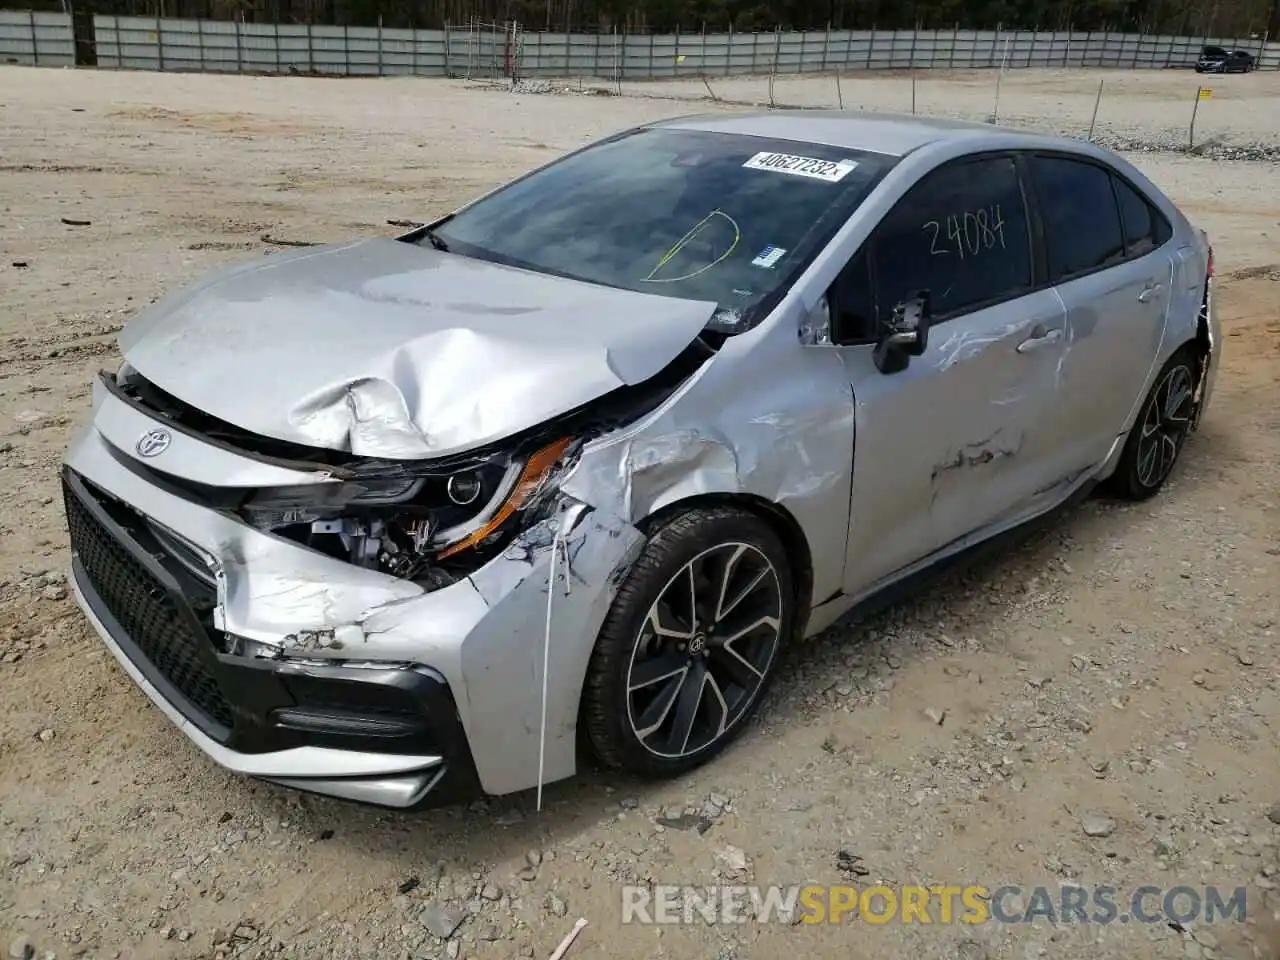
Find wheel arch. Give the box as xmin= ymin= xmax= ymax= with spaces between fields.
xmin=637 ymin=492 xmax=816 ymax=641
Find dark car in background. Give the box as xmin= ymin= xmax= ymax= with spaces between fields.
xmin=1196 ymin=45 xmax=1256 ymax=72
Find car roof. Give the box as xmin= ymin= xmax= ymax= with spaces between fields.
xmin=652 ymin=110 xmax=1042 ymax=158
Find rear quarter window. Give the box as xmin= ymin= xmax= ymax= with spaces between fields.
xmin=1112 ymin=175 xmax=1172 ymax=258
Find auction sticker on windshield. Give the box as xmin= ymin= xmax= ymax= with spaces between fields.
xmin=742 ymin=152 xmax=859 ymax=183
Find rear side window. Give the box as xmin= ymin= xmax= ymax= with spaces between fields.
xmin=1029 ymin=156 xmax=1125 ymax=281
xmin=1112 ymin=175 xmax=1171 ymax=257
xmin=869 ymin=155 xmax=1033 ymax=322
xmin=1113 ymin=177 xmax=1154 ymax=256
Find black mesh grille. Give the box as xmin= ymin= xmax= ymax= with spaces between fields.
xmin=64 ymin=477 xmax=234 ymax=734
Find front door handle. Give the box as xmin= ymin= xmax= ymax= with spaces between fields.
xmin=1016 ymin=327 xmax=1063 ymax=354
xmin=1137 ymin=282 xmax=1165 ymax=303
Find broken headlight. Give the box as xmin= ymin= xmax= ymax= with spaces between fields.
xmin=238 ymin=436 xmax=573 ymax=581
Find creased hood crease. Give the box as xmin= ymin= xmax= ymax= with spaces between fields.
xmin=119 ymin=238 xmax=717 ymax=459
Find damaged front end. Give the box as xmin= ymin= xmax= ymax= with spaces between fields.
xmin=108 ymin=331 xmax=718 ymax=612
xmin=62 ymin=334 xmax=720 ymax=805
xmin=235 ymin=435 xmax=575 ymax=593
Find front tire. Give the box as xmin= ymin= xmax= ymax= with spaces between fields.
xmin=1109 ymin=347 xmax=1198 ymax=501
xmin=581 ymin=505 xmax=794 ymax=778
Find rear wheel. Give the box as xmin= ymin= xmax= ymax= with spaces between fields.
xmin=581 ymin=505 xmax=793 ymax=778
xmin=1109 ymin=347 xmax=1198 ymax=501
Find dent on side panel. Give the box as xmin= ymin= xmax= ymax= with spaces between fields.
xmin=229 ymin=497 xmax=646 ymax=796
xmin=343 ymin=502 xmax=646 ymax=796
xmin=222 ymin=506 xmax=647 ymax=796
xmin=560 ymin=315 xmax=858 ymax=608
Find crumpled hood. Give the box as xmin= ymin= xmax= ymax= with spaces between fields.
xmin=119 ymin=237 xmax=718 ymax=460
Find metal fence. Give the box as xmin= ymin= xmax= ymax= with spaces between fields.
xmin=1 ymin=12 xmax=1276 ymax=76
xmin=0 ymin=9 xmax=74 ymax=66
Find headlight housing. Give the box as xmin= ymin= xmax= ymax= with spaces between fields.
xmin=238 ymin=436 xmax=574 ymax=581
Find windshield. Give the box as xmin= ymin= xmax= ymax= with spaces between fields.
xmin=430 ymin=127 xmax=896 ymax=333
xmin=1202 ymin=46 xmax=1226 ymax=56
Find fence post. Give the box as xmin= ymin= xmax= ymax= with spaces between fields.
xmin=442 ymin=21 xmax=450 ymax=77
xmin=29 ymin=10 xmax=39 ymax=65
xmin=951 ymin=23 xmax=959 ymax=68
xmin=1189 ymin=85 xmax=1202 ymax=147
xmin=564 ymin=26 xmax=570 ymax=78
xmin=866 ymin=25 xmax=874 ymax=69
xmin=992 ymin=36 xmax=1009 ymax=122
xmin=1088 ymin=77 xmax=1103 ymax=139
xmin=725 ymin=21 xmax=731 ymax=75
xmin=769 ymin=26 xmax=780 ymax=105
xmin=235 ymin=18 xmax=243 ymax=72
xmin=674 ymin=23 xmax=680 ymax=78
xmin=823 ymin=22 xmax=830 ymax=72
xmin=613 ymin=25 xmax=621 ymax=92
xmin=376 ymin=15 xmax=383 ymax=76
xmin=156 ymin=15 xmax=164 ymax=71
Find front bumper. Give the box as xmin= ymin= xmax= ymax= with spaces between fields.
xmin=62 ymin=386 xmax=645 ymax=807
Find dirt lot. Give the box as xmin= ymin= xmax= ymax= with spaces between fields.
xmin=1 ymin=65 xmax=1278 ymax=960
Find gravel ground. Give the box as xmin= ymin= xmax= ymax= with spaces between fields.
xmin=1 ymin=65 xmax=1278 ymax=960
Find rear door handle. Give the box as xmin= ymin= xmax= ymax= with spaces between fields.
xmin=1016 ymin=326 xmax=1063 ymax=353
xmin=1137 ymin=282 xmax=1165 ymax=303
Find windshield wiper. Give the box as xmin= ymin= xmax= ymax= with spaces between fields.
xmin=423 ymin=228 xmax=449 ymax=252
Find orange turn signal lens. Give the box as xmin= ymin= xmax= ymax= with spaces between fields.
xmin=435 ymin=437 xmax=572 ymax=560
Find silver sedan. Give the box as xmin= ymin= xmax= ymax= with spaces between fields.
xmin=61 ymin=111 xmax=1220 ymax=809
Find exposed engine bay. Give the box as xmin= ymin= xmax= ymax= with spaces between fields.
xmin=233 ymin=436 xmax=572 ymax=590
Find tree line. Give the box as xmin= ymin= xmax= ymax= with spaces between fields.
xmin=33 ymin=0 xmax=1280 ymax=41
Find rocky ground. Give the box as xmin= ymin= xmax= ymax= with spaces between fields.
xmin=0 ymin=65 xmax=1278 ymax=960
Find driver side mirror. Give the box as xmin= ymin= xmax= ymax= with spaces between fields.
xmin=873 ymin=290 xmax=931 ymax=375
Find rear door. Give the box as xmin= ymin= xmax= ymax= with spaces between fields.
xmin=1025 ymin=153 xmax=1175 ymax=472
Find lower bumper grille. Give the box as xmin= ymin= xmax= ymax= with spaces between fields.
xmin=63 ymin=473 xmax=234 ymax=734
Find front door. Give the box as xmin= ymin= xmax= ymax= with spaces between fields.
xmin=827 ymin=153 xmax=1069 ymax=597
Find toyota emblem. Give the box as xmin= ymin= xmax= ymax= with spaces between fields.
xmin=136 ymin=428 xmax=172 ymax=458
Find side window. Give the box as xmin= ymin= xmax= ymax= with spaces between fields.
xmin=869 ymin=156 xmax=1032 ymax=324
xmin=1112 ymin=175 xmax=1174 ymax=258
xmin=831 ymin=249 xmax=875 ymax=343
xmin=1028 ymin=156 xmax=1125 ymax=280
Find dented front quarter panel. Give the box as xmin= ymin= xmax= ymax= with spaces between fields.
xmin=358 ymin=506 xmax=645 ymax=795
xmin=235 ymin=504 xmax=645 ymax=796
xmin=561 ymin=307 xmax=858 ymax=611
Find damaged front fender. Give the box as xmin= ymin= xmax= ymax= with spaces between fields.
xmin=560 ymin=314 xmax=857 ymax=610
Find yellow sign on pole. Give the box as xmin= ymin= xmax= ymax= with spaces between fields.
xmin=675 ymin=55 xmax=686 ymax=62
xmin=1199 ymin=88 xmax=1213 ymax=99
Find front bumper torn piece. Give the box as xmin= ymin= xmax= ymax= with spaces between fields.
xmin=63 ymin=408 xmax=645 ymax=807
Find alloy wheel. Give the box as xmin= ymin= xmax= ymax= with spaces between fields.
xmin=625 ymin=542 xmax=782 ymax=759
xmin=1135 ymin=363 xmax=1195 ymax=489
